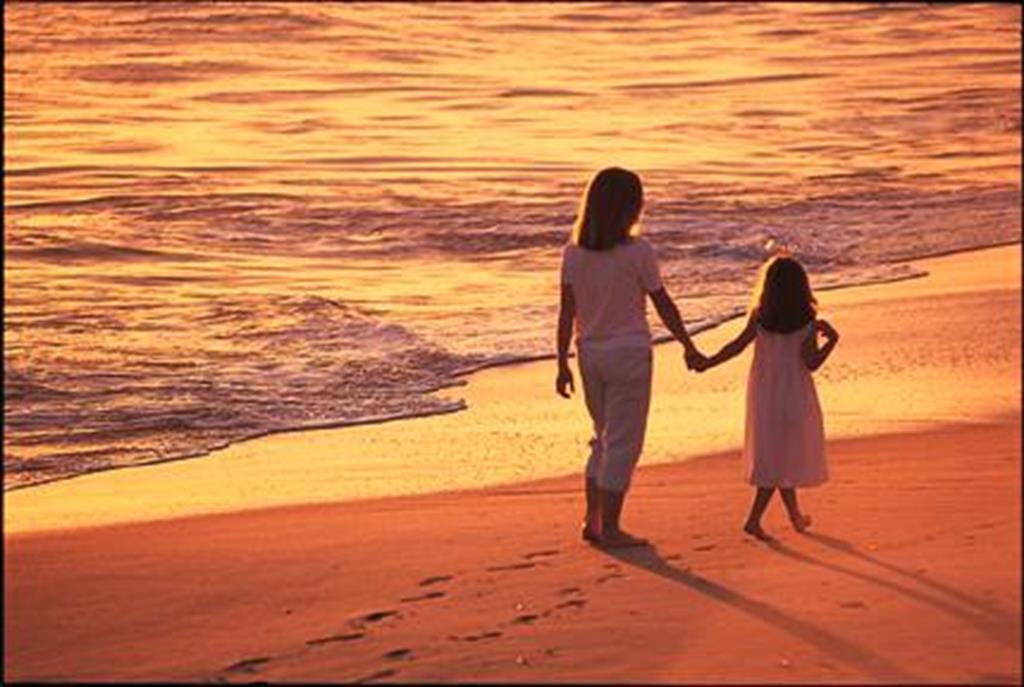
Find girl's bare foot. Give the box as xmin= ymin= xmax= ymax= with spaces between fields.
xmin=743 ymin=522 xmax=774 ymax=541
xmin=790 ymin=513 xmax=812 ymax=533
xmin=598 ymin=530 xmax=649 ymax=548
xmin=581 ymin=523 xmax=601 ymax=544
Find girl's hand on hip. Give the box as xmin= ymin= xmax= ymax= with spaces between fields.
xmin=556 ymin=366 xmax=575 ymax=398
xmin=816 ymin=319 xmax=839 ymax=341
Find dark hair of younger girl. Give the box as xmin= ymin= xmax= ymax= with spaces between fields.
xmin=753 ymin=256 xmax=818 ymax=333
xmin=572 ymin=167 xmax=644 ymax=251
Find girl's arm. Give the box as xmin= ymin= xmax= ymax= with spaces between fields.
xmin=648 ymin=288 xmax=700 ymax=357
xmin=555 ymin=283 xmax=576 ymax=398
xmin=702 ymin=315 xmax=758 ymax=370
xmin=802 ymin=318 xmax=839 ymax=371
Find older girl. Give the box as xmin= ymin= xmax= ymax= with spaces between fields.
xmin=556 ymin=167 xmax=704 ymax=548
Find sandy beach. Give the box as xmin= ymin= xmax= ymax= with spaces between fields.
xmin=4 ymin=244 xmax=1021 ymax=683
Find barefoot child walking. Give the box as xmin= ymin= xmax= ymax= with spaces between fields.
xmin=697 ymin=255 xmax=839 ymax=540
xmin=555 ymin=167 xmax=705 ymax=548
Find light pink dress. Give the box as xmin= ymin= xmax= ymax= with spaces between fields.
xmin=743 ymin=322 xmax=828 ymax=488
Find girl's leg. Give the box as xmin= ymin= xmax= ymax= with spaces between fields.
xmin=583 ymin=477 xmax=600 ymax=541
xmin=578 ymin=350 xmax=606 ymax=541
xmin=744 ymin=487 xmax=775 ymax=540
xmin=596 ymin=348 xmax=652 ymax=548
xmin=599 ymin=488 xmax=624 ymax=536
xmin=779 ymin=488 xmax=812 ymax=532
xmin=598 ymin=488 xmax=647 ymax=547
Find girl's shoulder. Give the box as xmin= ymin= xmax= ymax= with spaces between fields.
xmin=754 ymin=312 xmax=815 ymax=336
xmin=626 ymin=236 xmax=654 ymax=250
xmin=565 ymin=238 xmax=653 ymax=261
xmin=620 ymin=236 xmax=657 ymax=261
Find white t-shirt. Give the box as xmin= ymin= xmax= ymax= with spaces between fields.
xmin=560 ymin=237 xmax=663 ymax=350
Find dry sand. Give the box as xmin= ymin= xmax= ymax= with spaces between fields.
xmin=4 ymin=245 xmax=1021 ymax=683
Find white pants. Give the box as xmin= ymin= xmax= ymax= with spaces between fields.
xmin=579 ymin=345 xmax=653 ymax=493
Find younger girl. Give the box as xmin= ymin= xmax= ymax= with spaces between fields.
xmin=556 ymin=167 xmax=704 ymax=549
xmin=698 ymin=255 xmax=839 ymax=540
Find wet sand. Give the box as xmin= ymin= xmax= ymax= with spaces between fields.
xmin=5 ymin=245 xmax=1019 ymax=533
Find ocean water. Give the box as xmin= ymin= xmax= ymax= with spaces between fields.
xmin=4 ymin=2 xmax=1021 ymax=490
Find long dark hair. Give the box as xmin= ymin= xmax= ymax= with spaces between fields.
xmin=571 ymin=167 xmax=644 ymax=251
xmin=752 ymin=256 xmax=817 ymax=333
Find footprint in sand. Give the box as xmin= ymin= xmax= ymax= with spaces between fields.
xmin=383 ymin=648 xmax=413 ymax=661
xmin=224 ymin=656 xmax=271 ymax=673
xmin=354 ymin=668 xmax=397 ymax=684
xmin=350 ymin=609 xmax=400 ymax=629
xmin=523 ymin=549 xmax=560 ymax=560
xmin=400 ymin=590 xmax=446 ymax=603
xmin=486 ymin=562 xmax=538 ymax=572
xmin=419 ymin=574 xmax=454 ymax=587
xmin=558 ymin=586 xmax=583 ymax=596
xmin=596 ymin=572 xmax=625 ymax=584
xmin=306 ymin=632 xmax=365 ymax=647
xmin=512 ymin=613 xmax=540 ymax=624
xmin=693 ymin=544 xmax=716 ymax=552
xmin=456 ymin=630 xmax=502 ymax=642
xmin=556 ymin=599 xmax=587 ymax=610
xmin=664 ymin=554 xmax=683 ymax=562
xmin=839 ymin=601 xmax=867 ymax=609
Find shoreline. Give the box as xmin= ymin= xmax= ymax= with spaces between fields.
xmin=4 ymin=242 xmax=1020 ymax=533
xmin=5 ymin=239 xmax=1016 ymax=497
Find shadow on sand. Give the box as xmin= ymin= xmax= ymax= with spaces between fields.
xmin=803 ymin=531 xmax=1009 ymax=620
xmin=765 ymin=534 xmax=1018 ymax=648
xmin=604 ymin=544 xmax=918 ymax=682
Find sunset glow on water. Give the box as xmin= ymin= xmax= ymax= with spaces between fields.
xmin=4 ymin=2 xmax=1021 ymax=489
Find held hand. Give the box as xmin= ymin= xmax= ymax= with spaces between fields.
xmin=685 ymin=349 xmax=710 ymax=373
xmin=555 ymin=365 xmax=575 ymax=398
